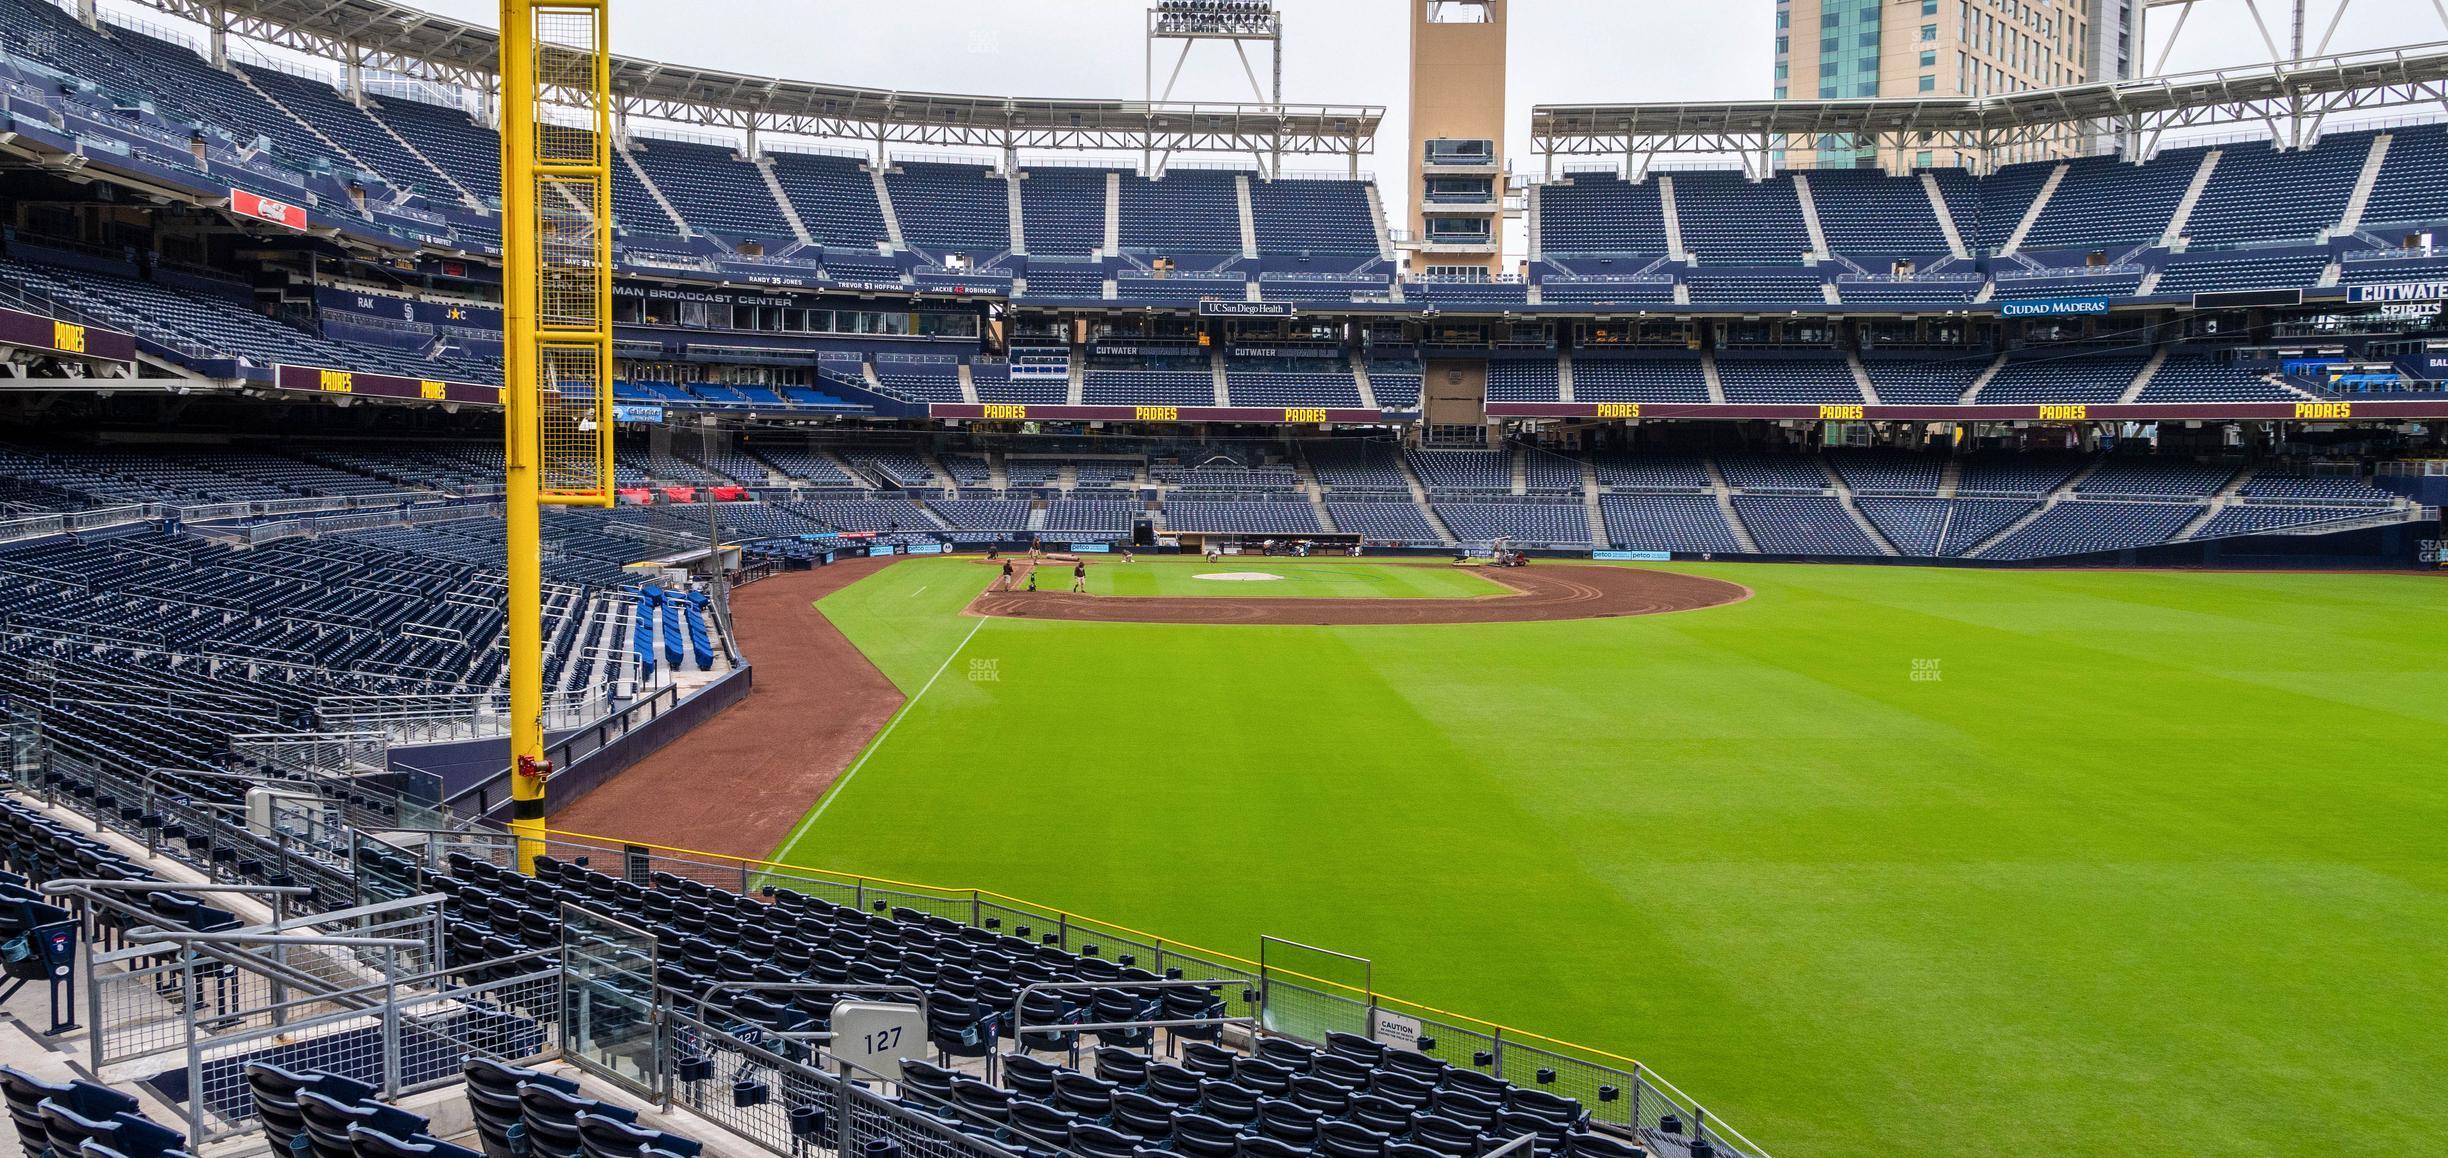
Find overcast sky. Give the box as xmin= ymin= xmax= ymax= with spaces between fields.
xmin=105 ymin=0 xmax=2447 ymax=217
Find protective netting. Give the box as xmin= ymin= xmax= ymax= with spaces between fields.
xmin=518 ymin=3 xmax=611 ymax=506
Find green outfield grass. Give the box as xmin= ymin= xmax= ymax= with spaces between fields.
xmin=1041 ymin=557 xmax=1510 ymax=599
xmin=780 ymin=559 xmax=2448 ymax=1158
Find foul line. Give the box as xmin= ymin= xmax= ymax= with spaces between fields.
xmin=787 ymin=614 xmax=985 ymax=841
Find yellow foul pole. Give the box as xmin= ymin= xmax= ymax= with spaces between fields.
xmin=500 ymin=0 xmax=614 ymax=874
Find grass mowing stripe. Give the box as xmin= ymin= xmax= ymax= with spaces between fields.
xmin=772 ymin=562 xmax=2448 ymax=1158
xmin=772 ymin=611 xmax=985 ymax=863
xmin=821 ymin=559 xmax=995 ymax=692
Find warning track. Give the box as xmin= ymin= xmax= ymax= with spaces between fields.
xmin=968 ymin=562 xmax=1748 ymax=625
xmin=548 ymin=558 xmax=904 ymax=858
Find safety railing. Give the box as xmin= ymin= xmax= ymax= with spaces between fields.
xmin=58 ymin=880 xmax=449 ymax=1071
xmin=15 ymin=757 xmax=1761 ymax=1158
xmin=0 ymin=504 xmax=155 ymax=545
xmin=0 ymin=493 xmax=480 ymax=547
xmin=439 ymin=683 xmax=686 ymax=819
xmin=242 ymin=502 xmax=498 ymax=545
xmin=432 ymin=829 xmax=1773 ymax=1158
xmin=662 ymin=1003 xmax=1054 ymax=1158
xmin=142 ymin=950 xmax=556 ymax=1143
xmin=37 ymin=757 xmax=360 ymax=911
xmin=315 ymin=686 xmax=615 ymax=743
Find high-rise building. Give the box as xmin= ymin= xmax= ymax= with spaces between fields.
xmin=1774 ymin=0 xmax=2137 ymax=170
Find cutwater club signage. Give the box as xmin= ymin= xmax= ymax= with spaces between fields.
xmin=2346 ymin=280 xmax=2448 ymax=304
xmin=1999 ymin=297 xmax=2112 ymax=318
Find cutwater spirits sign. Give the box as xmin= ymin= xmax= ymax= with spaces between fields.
xmin=2346 ymin=281 xmax=2448 ymax=304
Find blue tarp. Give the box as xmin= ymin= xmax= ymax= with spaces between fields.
xmin=660 ymin=589 xmax=685 ymax=666
xmin=632 ymin=586 xmax=660 ymax=676
xmin=683 ymin=591 xmax=715 ymax=672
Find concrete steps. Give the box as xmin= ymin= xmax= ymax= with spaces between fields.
xmin=2001 ymin=163 xmax=2067 ymax=256
xmin=2339 ymin=133 xmax=2393 ymax=234
xmin=1793 ymin=172 xmax=1832 ymax=261
xmin=1962 ymin=353 xmax=2011 ymax=403
xmin=619 ymin=144 xmax=696 ymax=237
xmin=238 ymin=69 xmax=376 ymax=181
xmin=1235 ymin=174 xmax=1260 ymax=259
xmin=1704 ymin=458 xmax=1759 ymax=553
xmin=1964 ymin=458 xmax=2107 ymax=558
xmin=1393 ymin=453 xmax=1455 ymax=543
xmin=1922 ymin=171 xmax=1969 ymax=259
xmin=1366 ymin=181 xmax=1397 ymax=262
xmin=756 ymin=156 xmax=816 ymax=245
xmin=1823 ymin=460 xmax=1898 ymax=556
xmin=1963 ymin=500 xmax=2051 ymax=558
xmin=2116 ymin=349 xmax=2170 ymax=404
xmin=1006 ymin=170 xmax=1027 ymax=254
xmin=1848 ymin=353 xmax=1879 ymax=404
xmin=1351 ymin=354 xmax=1380 ymax=410
xmin=2160 ymin=149 xmax=2222 ymax=245
xmin=1658 ymin=175 xmax=1690 ymax=262
xmin=872 ymin=163 xmax=906 ymax=248
xmin=1581 ymin=457 xmax=1607 ymax=547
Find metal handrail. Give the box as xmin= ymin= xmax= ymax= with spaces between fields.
xmin=56 ymin=882 xmax=444 ymax=1028
xmin=1008 ymin=977 xmax=1256 ymax=1039
xmin=683 ymin=980 xmax=932 ymax=1040
xmin=119 ymin=928 xmax=426 ymax=949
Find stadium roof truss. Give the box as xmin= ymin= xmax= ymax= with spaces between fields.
xmin=1531 ymin=40 xmax=2448 ymax=176
xmin=114 ymin=0 xmax=1381 ymax=169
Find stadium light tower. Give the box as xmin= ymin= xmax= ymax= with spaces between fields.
xmin=1145 ymin=1 xmax=1284 ymax=109
xmin=498 ymin=0 xmax=614 ymax=874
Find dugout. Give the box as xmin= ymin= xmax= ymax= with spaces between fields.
xmin=1167 ymin=533 xmax=1366 ymax=556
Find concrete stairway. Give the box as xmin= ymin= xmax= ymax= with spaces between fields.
xmin=1922 ymin=171 xmax=1969 ymax=259
xmin=1823 ymin=460 xmax=1899 ymax=556
xmin=620 ymin=145 xmax=696 ymax=237
xmin=871 ymin=163 xmax=906 ymax=248
xmin=2338 ymin=133 xmax=2394 ymax=234
xmin=757 ymin=157 xmax=817 ymax=245
xmin=2001 ymin=163 xmax=2067 ymax=256
xmin=1581 ymin=458 xmax=1607 ymax=547
xmin=2115 ymin=349 xmax=2170 ymax=404
xmin=2160 ymin=150 xmax=2223 ymax=246
xmin=1705 ymin=458 xmax=1760 ymax=553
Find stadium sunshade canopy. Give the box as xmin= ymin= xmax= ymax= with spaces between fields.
xmin=129 ymin=0 xmax=1381 ymax=155
xmin=1533 ymin=39 xmax=2448 ymax=160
